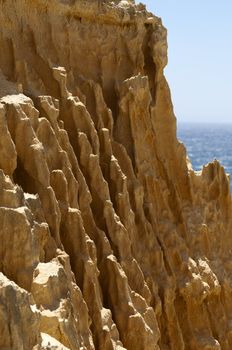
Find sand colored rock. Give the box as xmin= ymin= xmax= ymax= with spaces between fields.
xmin=0 ymin=0 xmax=232 ymax=349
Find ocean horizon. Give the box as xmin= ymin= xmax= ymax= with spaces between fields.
xmin=177 ymin=122 xmax=232 ymax=190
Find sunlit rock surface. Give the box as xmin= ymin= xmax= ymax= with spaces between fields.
xmin=0 ymin=1 xmax=232 ymax=349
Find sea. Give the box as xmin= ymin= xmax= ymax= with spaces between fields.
xmin=177 ymin=123 xmax=232 ymax=191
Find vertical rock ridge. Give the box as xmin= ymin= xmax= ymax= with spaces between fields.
xmin=0 ymin=1 xmax=231 ymax=349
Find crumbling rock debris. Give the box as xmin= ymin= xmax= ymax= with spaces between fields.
xmin=0 ymin=0 xmax=232 ymax=349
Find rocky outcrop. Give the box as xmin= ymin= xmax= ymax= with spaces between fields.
xmin=0 ymin=0 xmax=232 ymax=349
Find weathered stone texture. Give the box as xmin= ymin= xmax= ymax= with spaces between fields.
xmin=0 ymin=1 xmax=231 ymax=349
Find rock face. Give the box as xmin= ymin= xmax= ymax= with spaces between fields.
xmin=0 ymin=0 xmax=232 ymax=349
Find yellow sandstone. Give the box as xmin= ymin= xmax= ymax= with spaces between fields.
xmin=0 ymin=1 xmax=231 ymax=349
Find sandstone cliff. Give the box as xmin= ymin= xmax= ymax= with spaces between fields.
xmin=0 ymin=1 xmax=232 ymax=349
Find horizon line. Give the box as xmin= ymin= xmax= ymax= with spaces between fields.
xmin=177 ymin=121 xmax=232 ymax=124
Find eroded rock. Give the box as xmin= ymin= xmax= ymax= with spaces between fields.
xmin=0 ymin=1 xmax=232 ymax=349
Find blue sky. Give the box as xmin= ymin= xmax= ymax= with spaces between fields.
xmin=141 ymin=1 xmax=232 ymax=123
